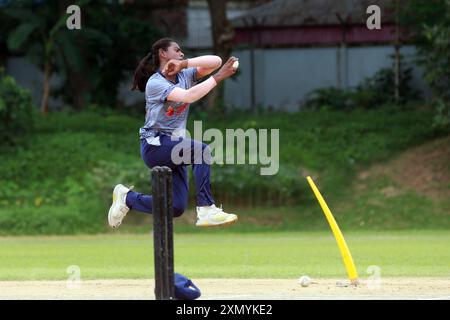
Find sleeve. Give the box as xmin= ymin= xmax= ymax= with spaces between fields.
xmin=183 ymin=67 xmax=198 ymax=89
xmin=146 ymin=77 xmax=176 ymax=103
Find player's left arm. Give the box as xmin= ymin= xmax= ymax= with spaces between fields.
xmin=191 ymin=55 xmax=222 ymax=80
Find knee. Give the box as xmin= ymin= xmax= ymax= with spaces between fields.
xmin=173 ymin=193 xmax=188 ymax=217
xmin=173 ymin=206 xmax=186 ymax=217
xmin=173 ymin=198 xmax=187 ymax=217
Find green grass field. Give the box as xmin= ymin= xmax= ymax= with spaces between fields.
xmin=1 ymin=231 xmax=448 ymax=281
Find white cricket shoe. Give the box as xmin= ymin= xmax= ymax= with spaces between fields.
xmin=108 ymin=184 xmax=133 ymax=228
xmin=195 ymin=204 xmax=238 ymax=227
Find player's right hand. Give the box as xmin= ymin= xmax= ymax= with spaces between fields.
xmin=162 ymin=59 xmax=188 ymax=76
xmin=213 ymin=57 xmax=238 ymax=83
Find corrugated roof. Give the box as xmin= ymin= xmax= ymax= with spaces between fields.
xmin=231 ymin=0 xmax=396 ymax=28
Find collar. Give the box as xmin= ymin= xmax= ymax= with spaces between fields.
xmin=157 ymin=70 xmax=179 ymax=85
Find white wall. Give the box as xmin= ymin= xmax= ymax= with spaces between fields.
xmin=224 ymin=45 xmax=431 ymax=112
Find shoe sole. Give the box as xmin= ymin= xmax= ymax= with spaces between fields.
xmin=196 ymin=216 xmax=238 ymax=228
xmin=108 ymin=185 xmax=126 ymax=228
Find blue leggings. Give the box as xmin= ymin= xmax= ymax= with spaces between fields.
xmin=125 ymin=135 xmax=215 ymax=217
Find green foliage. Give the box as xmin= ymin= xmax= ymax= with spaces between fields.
xmin=0 ymin=108 xmax=445 ymax=234
xmin=398 ymin=0 xmax=448 ymax=45
xmin=302 ymin=87 xmax=355 ymax=111
xmin=0 ymin=0 xmax=159 ymax=111
xmin=0 ymin=71 xmax=35 ymax=147
xmin=303 ymin=67 xmax=420 ymax=110
xmin=204 ymin=164 xmax=304 ymax=207
xmin=354 ymin=66 xmax=420 ymax=107
xmin=433 ymin=99 xmax=450 ymax=129
xmin=419 ymin=23 xmax=450 ymax=101
xmin=1 ymin=0 xmax=104 ymax=112
xmin=0 ymin=109 xmax=143 ymax=234
xmin=400 ymin=0 xmax=450 ymax=128
xmin=418 ymin=14 xmax=450 ymax=130
xmin=6 ymin=22 xmax=38 ymax=50
xmin=63 ymin=1 xmax=163 ymax=108
xmin=194 ymin=108 xmax=441 ymax=207
xmin=337 ymin=175 xmax=450 ymax=230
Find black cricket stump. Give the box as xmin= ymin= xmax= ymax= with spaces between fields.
xmin=152 ymin=166 xmax=175 ymax=300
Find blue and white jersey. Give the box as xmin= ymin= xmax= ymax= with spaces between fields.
xmin=139 ymin=67 xmax=198 ymax=145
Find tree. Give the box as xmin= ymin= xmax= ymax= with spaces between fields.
xmin=2 ymin=0 xmax=162 ymax=112
xmin=399 ymin=0 xmax=450 ymax=128
xmin=398 ymin=0 xmax=448 ymax=44
xmin=206 ymin=0 xmax=234 ymax=112
xmin=80 ymin=2 xmax=162 ymax=109
xmin=420 ymin=6 xmax=450 ymax=128
xmin=2 ymin=0 xmax=100 ymax=114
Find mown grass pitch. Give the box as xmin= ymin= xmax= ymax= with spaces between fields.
xmin=0 ymin=231 xmax=449 ymax=281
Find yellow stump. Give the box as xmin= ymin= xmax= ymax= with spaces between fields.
xmin=306 ymin=176 xmax=359 ymax=285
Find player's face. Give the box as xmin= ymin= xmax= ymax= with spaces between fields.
xmin=166 ymin=42 xmax=184 ymax=60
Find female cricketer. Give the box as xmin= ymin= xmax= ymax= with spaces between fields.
xmin=108 ymin=38 xmax=239 ymax=228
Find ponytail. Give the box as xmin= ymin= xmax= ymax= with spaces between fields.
xmin=131 ymin=52 xmax=155 ymax=92
xmin=131 ymin=37 xmax=175 ymax=92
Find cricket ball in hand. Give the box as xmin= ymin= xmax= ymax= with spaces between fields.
xmin=232 ymin=60 xmax=239 ymax=69
xmin=298 ymin=275 xmax=311 ymax=287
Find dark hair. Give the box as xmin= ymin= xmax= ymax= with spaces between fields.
xmin=131 ymin=37 xmax=175 ymax=92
